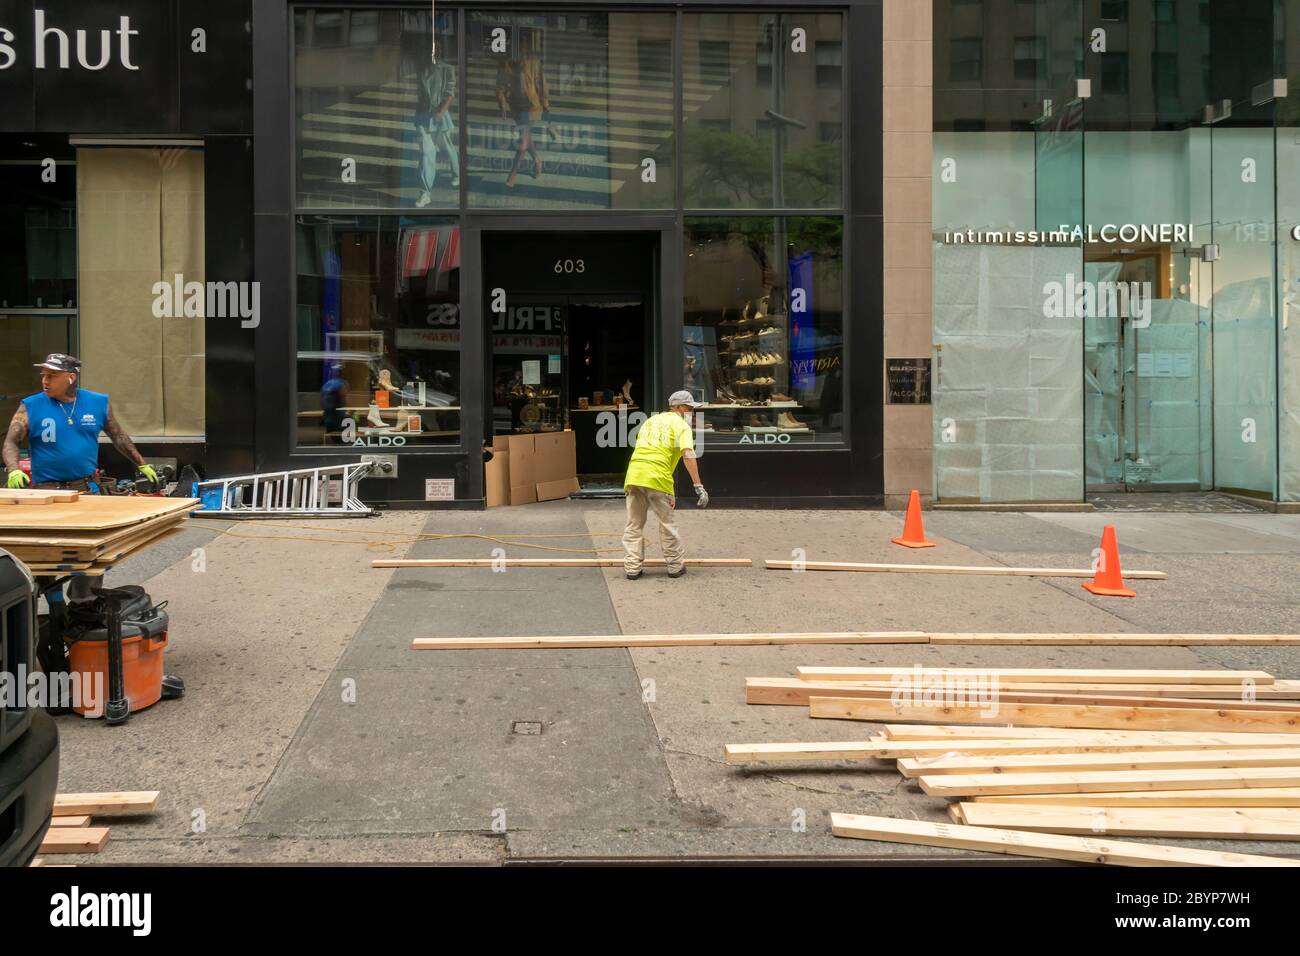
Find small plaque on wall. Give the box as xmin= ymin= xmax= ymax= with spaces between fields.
xmin=886 ymin=358 xmax=932 ymax=404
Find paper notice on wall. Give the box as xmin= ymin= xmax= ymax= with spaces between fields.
xmin=425 ymin=479 xmax=455 ymax=501
xmin=1174 ymin=351 xmax=1193 ymax=378
xmin=548 ymin=354 xmax=561 ymax=374
xmin=1137 ymin=353 xmax=1154 ymax=378
xmin=1154 ymin=352 xmax=1174 ymax=377
xmin=522 ymin=360 xmax=541 ymax=385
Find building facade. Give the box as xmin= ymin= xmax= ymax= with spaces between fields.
xmin=11 ymin=1 xmax=1295 ymax=510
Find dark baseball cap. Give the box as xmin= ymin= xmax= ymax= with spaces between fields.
xmin=34 ymin=353 xmax=81 ymax=372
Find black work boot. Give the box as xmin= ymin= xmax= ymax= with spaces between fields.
xmin=668 ymin=566 xmax=686 ymax=579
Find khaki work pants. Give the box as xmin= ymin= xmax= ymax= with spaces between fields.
xmin=623 ymin=485 xmax=684 ymax=574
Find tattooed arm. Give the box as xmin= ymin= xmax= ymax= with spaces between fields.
xmin=103 ymin=401 xmax=145 ymax=468
xmin=3 ymin=405 xmax=28 ymax=472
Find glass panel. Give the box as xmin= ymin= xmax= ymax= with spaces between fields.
xmin=465 ymin=11 xmax=674 ymax=209
xmin=683 ymin=12 xmax=843 ymax=209
xmin=0 ymin=315 xmax=77 ymax=435
xmin=0 ymin=152 xmax=76 ymax=310
xmin=1211 ymin=124 xmax=1278 ymax=497
xmin=295 ymin=8 xmax=458 ymax=209
xmin=933 ymin=244 xmax=1083 ymax=501
xmin=683 ymin=217 xmax=843 ymax=445
xmin=295 ymin=216 xmax=461 ymax=448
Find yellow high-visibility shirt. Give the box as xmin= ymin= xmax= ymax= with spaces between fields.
xmin=623 ymin=411 xmax=694 ymax=495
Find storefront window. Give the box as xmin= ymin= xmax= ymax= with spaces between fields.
xmin=295 ymin=9 xmax=458 ymax=209
xmin=296 ymin=216 xmax=461 ymax=447
xmin=465 ymin=11 xmax=674 ymax=209
xmin=682 ymin=12 xmax=843 ymax=209
xmin=683 ymin=217 xmax=844 ymax=444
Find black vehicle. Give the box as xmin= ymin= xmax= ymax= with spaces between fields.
xmin=0 ymin=549 xmax=59 ymax=867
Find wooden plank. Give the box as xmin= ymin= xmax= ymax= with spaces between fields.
xmin=0 ymin=497 xmax=198 ymax=532
xmin=971 ymin=789 xmax=1300 ymax=807
xmin=899 ymin=749 xmax=1300 ymax=777
xmin=54 ymin=791 xmax=159 ymax=817
xmin=748 ymin=678 xmax=1300 ymax=711
xmin=412 ymin=632 xmax=929 ymax=650
xmin=4 ymin=516 xmax=188 ymax=563
xmin=720 ymin=737 xmax=1300 ymax=765
xmin=930 ymin=633 xmax=1300 ymax=645
xmin=790 ymin=679 xmax=1300 ymax=700
xmin=0 ymin=490 xmax=57 ymax=505
xmin=48 ymin=815 xmax=92 ymax=828
xmin=954 ymin=803 xmax=1300 ymax=839
xmin=38 ymin=827 xmax=110 ymax=854
xmin=881 ymin=724 xmax=1300 ymax=743
xmin=376 ymin=557 xmax=752 ymax=568
xmin=0 ymin=487 xmax=78 ymax=502
xmin=809 ymin=697 xmax=1300 ymax=733
xmin=917 ymin=766 xmax=1300 ymax=797
xmin=764 ymin=559 xmax=1167 ymax=580
xmin=829 ymin=813 xmax=1298 ymax=867
xmin=795 ymin=666 xmax=1273 ymax=685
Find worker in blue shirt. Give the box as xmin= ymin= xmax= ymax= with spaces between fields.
xmin=3 ymin=353 xmax=158 ymax=493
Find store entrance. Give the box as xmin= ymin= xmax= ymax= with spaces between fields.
xmin=483 ymin=231 xmax=657 ymax=493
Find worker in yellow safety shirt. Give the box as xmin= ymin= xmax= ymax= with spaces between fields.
xmin=622 ymin=390 xmax=708 ymax=580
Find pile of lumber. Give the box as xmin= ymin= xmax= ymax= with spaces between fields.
xmin=31 ymin=790 xmax=160 ymax=861
xmin=0 ymin=495 xmax=198 ymax=575
xmin=729 ymin=665 xmax=1300 ymax=866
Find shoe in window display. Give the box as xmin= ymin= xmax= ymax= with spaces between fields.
xmin=771 ymin=392 xmax=793 ymax=402
xmin=777 ymin=411 xmax=810 ymax=430
xmin=741 ymin=301 xmax=754 ymax=322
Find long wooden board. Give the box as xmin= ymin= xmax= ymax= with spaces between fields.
xmin=0 ymin=496 xmax=198 ymax=531
xmin=764 ymin=559 xmax=1167 ymax=579
xmin=881 ymin=725 xmax=1300 ymax=743
xmin=38 ymin=827 xmax=110 ymax=854
xmin=971 ymin=789 xmax=1300 ymax=807
xmin=376 ymin=557 xmax=752 ymax=568
xmin=929 ymin=633 xmax=1300 ymax=645
xmin=722 ymin=737 xmax=1300 ymax=765
xmin=917 ymin=766 xmax=1300 ymax=797
xmin=4 ymin=517 xmax=188 ymax=564
xmin=54 ymin=791 xmax=159 ymax=817
xmin=795 ymin=666 xmax=1274 ymax=685
xmin=809 ymin=697 xmax=1300 ymax=733
xmin=953 ymin=802 xmax=1300 ymax=839
xmin=789 ymin=679 xmax=1300 ymax=700
xmin=412 ymin=632 xmax=929 ymax=650
xmin=899 ymin=749 xmax=1300 ymax=777
xmin=829 ymin=813 xmax=1297 ymax=867
xmin=748 ymin=678 xmax=1300 ymax=712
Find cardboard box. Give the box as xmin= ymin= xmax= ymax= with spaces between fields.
xmin=485 ymin=449 xmax=510 ymax=508
xmin=536 ymin=477 xmax=580 ymax=502
xmin=532 ymin=430 xmax=576 ymax=485
xmin=507 ymin=434 xmax=537 ymax=506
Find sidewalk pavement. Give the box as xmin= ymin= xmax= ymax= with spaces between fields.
xmin=51 ymin=503 xmax=1300 ymax=863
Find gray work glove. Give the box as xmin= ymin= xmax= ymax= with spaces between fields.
xmin=694 ymin=484 xmax=709 ymax=509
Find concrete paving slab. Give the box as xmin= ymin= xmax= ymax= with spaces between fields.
xmin=79 ymin=832 xmax=501 ymax=865
xmin=52 ymin=512 xmax=430 ymax=845
xmin=1027 ymin=512 xmax=1300 ymax=553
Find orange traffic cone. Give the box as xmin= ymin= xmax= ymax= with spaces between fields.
xmin=1082 ymin=524 xmax=1136 ymax=597
xmin=892 ymin=489 xmax=936 ymax=549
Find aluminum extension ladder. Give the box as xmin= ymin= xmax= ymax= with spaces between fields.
xmin=192 ymin=462 xmax=375 ymax=518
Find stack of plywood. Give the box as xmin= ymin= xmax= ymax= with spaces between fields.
xmin=31 ymin=790 xmax=160 ymax=860
xmin=729 ymin=665 xmax=1300 ymax=866
xmin=0 ymin=495 xmax=199 ymax=575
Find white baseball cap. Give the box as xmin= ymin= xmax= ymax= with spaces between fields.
xmin=668 ymin=389 xmax=703 ymax=409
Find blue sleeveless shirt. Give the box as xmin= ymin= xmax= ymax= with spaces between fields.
xmin=22 ymin=389 xmax=109 ymax=483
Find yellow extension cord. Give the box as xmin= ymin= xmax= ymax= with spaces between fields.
xmin=217 ymin=521 xmax=625 ymax=555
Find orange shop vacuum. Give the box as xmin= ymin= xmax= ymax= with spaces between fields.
xmin=64 ymin=585 xmax=184 ymax=724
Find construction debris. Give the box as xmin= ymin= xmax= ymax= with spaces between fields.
xmin=35 ymin=790 xmax=162 ymax=859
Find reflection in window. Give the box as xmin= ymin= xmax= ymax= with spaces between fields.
xmin=949 ymin=37 xmax=981 ymax=83
xmin=296 ymin=216 xmax=461 ymax=448
xmin=466 ymin=11 xmax=674 ymax=210
xmin=295 ymin=9 xmax=458 ymax=209
xmin=683 ymin=217 xmax=843 ymax=445
xmin=684 ymin=12 xmax=843 ymax=209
